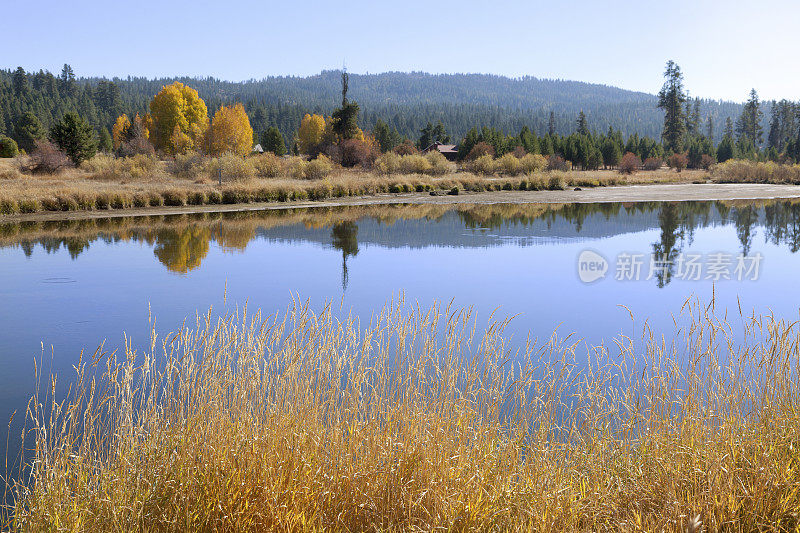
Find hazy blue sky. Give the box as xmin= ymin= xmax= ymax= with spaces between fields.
xmin=3 ymin=0 xmax=799 ymax=102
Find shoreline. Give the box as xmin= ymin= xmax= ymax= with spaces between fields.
xmin=3 ymin=182 xmax=800 ymax=223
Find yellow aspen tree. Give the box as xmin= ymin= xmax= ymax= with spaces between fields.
xmin=149 ymin=82 xmax=209 ymax=155
xmin=111 ymin=114 xmax=130 ymax=149
xmin=206 ymin=103 xmax=253 ymax=156
xmin=297 ymin=114 xmax=326 ymax=154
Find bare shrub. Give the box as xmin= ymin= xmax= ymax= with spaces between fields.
xmin=252 ymin=153 xmax=283 ymax=178
xmin=393 ymin=140 xmax=417 ymax=155
xmin=618 ymin=152 xmax=642 ymax=175
xmin=548 ymin=173 xmax=568 ymax=190
xmin=467 ymin=141 xmax=495 ymax=160
xmin=305 ymin=154 xmax=334 ymax=179
xmin=668 ymin=153 xmax=689 ymax=172
xmin=424 ymin=151 xmax=451 ymax=176
xmin=700 ymin=154 xmax=715 ymax=170
xmin=398 ymin=154 xmax=432 ymax=175
xmin=208 ymin=153 xmax=255 ymax=182
xmin=24 ymin=140 xmax=71 ymax=174
xmin=170 ymin=151 xmax=208 ymax=179
xmin=284 ymin=156 xmax=308 ymax=179
xmin=496 ymin=153 xmax=522 ymax=175
xmin=118 ymin=135 xmax=155 ymax=158
xmin=643 ymin=157 xmax=662 ymax=171
xmin=340 ymin=139 xmax=378 ymax=168
xmin=520 ymin=153 xmax=548 ymax=174
xmin=469 ymin=154 xmax=496 ymax=175
xmin=375 ymin=152 xmax=401 ymax=175
xmin=546 ymin=154 xmax=570 ymax=172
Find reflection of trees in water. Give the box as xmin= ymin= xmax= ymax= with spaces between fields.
xmin=152 ymin=227 xmax=212 ymax=273
xmin=733 ymin=206 xmax=759 ymax=256
xmin=651 ymin=203 xmax=684 ymax=288
xmin=211 ymin=224 xmax=256 ymax=252
xmin=8 ymin=200 xmax=800 ymax=276
xmin=650 ymin=202 xmax=724 ymax=287
xmin=764 ymin=202 xmax=800 ymax=253
xmin=331 ymin=222 xmax=359 ymax=290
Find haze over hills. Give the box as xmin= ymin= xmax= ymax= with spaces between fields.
xmin=0 ymin=68 xmax=756 ymax=145
xmin=102 ymin=70 xmax=747 ymax=142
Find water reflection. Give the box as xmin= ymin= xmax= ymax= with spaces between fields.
xmin=331 ymin=222 xmax=359 ymax=289
xmin=3 ymin=199 xmax=800 ymax=287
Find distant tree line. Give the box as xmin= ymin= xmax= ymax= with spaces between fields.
xmin=2 ymin=63 xmax=799 ymax=169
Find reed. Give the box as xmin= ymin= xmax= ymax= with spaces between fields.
xmin=0 ymin=155 xmax=703 ymax=218
xmin=4 ymin=296 xmax=800 ymax=531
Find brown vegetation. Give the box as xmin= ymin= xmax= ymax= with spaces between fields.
xmin=618 ymin=152 xmax=642 ymax=174
xmin=0 ymin=155 xmax=703 ymax=218
xmin=712 ymin=159 xmax=800 ymax=184
xmin=5 ymin=297 xmax=800 ymax=530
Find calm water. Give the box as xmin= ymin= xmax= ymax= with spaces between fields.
xmin=2 ymin=200 xmax=800 ymax=465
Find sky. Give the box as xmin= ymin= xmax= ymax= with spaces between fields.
xmin=3 ymin=0 xmax=799 ymax=102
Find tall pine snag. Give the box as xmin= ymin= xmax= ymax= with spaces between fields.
xmin=657 ymin=60 xmax=687 ymax=153
xmin=331 ymin=69 xmax=360 ymax=141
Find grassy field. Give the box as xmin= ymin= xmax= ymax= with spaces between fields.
xmin=0 ymin=154 xmax=704 ymax=217
xmin=5 ymin=297 xmax=800 ymax=531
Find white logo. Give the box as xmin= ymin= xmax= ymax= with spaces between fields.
xmin=577 ymin=250 xmax=608 ymax=283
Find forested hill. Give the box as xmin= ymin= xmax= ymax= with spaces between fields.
xmin=0 ymin=68 xmax=746 ymax=145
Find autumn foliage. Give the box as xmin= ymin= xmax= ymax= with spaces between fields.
xmin=466 ymin=141 xmax=495 ymax=160
xmin=111 ymin=114 xmax=131 ymax=150
xmin=668 ymin=152 xmax=689 ymax=172
xmin=297 ymin=114 xmax=326 ymax=154
xmin=149 ymin=82 xmax=209 ymax=155
xmin=206 ymin=104 xmax=254 ymax=156
xmin=618 ymin=152 xmax=642 ymax=174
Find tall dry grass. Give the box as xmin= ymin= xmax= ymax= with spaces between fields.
xmin=0 ymin=155 xmax=702 ymax=217
xmin=5 ymin=296 xmax=800 ymax=531
xmin=713 ymin=159 xmax=800 ymax=184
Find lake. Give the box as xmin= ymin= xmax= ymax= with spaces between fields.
xmin=1 ymin=199 xmax=800 ymax=465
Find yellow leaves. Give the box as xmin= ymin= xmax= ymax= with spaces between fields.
xmin=111 ymin=114 xmax=130 ymax=150
xmin=206 ymin=103 xmax=253 ymax=157
xmin=149 ymin=82 xmax=209 ymax=155
xmin=297 ymin=114 xmax=325 ymax=154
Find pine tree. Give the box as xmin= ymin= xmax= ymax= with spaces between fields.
xmin=458 ymin=127 xmax=480 ymax=159
xmin=373 ymin=119 xmax=401 ymax=152
xmin=657 ymin=60 xmax=687 ymax=153
xmin=0 ymin=135 xmax=19 ymax=158
xmin=717 ymin=134 xmax=735 ymax=163
xmin=724 ymin=117 xmax=734 ymax=138
xmin=548 ymin=111 xmax=556 ymax=136
xmin=98 ymin=127 xmax=113 ymax=152
xmin=12 ymin=67 xmax=28 ymax=97
xmin=576 ymin=111 xmax=589 ymax=135
xmin=261 ymin=126 xmax=286 ymax=156
xmin=417 ymin=121 xmax=450 ymax=149
xmin=59 ymin=64 xmax=76 ymax=97
xmin=686 ymin=98 xmax=701 ymax=137
xmin=50 ymin=112 xmax=97 ymax=165
xmin=14 ymin=111 xmax=46 ymax=153
xmin=735 ymin=89 xmax=764 ymax=147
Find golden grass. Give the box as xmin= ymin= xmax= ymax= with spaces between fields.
xmin=5 ymin=296 xmax=800 ymax=531
xmin=0 ymin=156 xmax=702 ymax=217
xmin=712 ymin=160 xmax=800 ymax=184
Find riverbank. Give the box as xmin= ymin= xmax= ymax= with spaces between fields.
xmin=1 ymin=155 xmax=706 ymax=217
xmin=3 ymin=182 xmax=800 ymax=223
